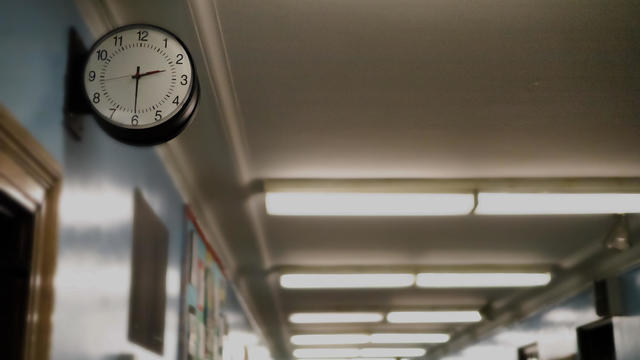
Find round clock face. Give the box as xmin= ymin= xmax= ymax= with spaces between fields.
xmin=84 ymin=24 xmax=198 ymax=145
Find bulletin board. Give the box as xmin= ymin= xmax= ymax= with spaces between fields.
xmin=180 ymin=207 xmax=227 ymax=360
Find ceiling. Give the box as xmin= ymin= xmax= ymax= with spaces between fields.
xmin=99 ymin=0 xmax=640 ymax=359
xmin=216 ymin=0 xmax=640 ymax=179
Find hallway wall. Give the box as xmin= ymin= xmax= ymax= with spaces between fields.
xmin=0 ymin=1 xmax=185 ymax=359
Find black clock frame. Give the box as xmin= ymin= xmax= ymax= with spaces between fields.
xmin=83 ymin=24 xmax=199 ymax=146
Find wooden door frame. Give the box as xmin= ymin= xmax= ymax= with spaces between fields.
xmin=0 ymin=104 xmax=61 ymax=360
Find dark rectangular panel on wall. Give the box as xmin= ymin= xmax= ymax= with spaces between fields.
xmin=128 ymin=189 xmax=169 ymax=354
xmin=595 ymin=278 xmax=625 ymax=317
xmin=578 ymin=316 xmax=640 ymax=360
xmin=517 ymin=343 xmax=539 ymax=360
xmin=577 ymin=317 xmax=615 ymax=360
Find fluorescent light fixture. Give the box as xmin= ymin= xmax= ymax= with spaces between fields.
xmin=370 ymin=333 xmax=450 ymax=344
xmin=476 ymin=193 xmax=640 ymax=215
xmin=294 ymin=349 xmax=426 ymax=359
xmin=359 ymin=348 xmax=426 ymax=358
xmin=387 ymin=311 xmax=482 ymax=323
xmin=291 ymin=334 xmax=370 ymax=345
xmin=416 ymin=273 xmax=551 ymax=288
xmin=293 ymin=349 xmax=360 ymax=358
xmin=281 ymin=274 xmax=415 ymax=289
xmin=266 ymin=192 xmax=474 ymax=216
xmin=289 ymin=312 xmax=384 ymax=324
xmin=297 ymin=358 xmax=395 ymax=360
xmin=291 ymin=333 xmax=449 ymax=346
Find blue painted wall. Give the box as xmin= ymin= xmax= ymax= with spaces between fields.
xmin=620 ymin=266 xmax=640 ymax=316
xmin=443 ymin=263 xmax=640 ymax=360
xmin=0 ymin=0 xmax=93 ymax=163
xmin=1 ymin=1 xmax=186 ymax=360
xmin=442 ymin=290 xmax=599 ymax=360
xmin=441 ymin=214 xmax=640 ymax=360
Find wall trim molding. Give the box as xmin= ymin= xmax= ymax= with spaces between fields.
xmin=183 ymin=0 xmax=273 ymax=269
xmin=0 ymin=104 xmax=62 ymax=360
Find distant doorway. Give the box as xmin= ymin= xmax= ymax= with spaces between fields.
xmin=0 ymin=191 xmax=35 ymax=359
xmin=0 ymin=104 xmax=61 ymax=360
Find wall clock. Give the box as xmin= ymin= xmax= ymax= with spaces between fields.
xmin=83 ymin=24 xmax=199 ymax=145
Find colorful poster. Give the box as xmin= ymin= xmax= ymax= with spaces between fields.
xmin=188 ymin=311 xmax=198 ymax=357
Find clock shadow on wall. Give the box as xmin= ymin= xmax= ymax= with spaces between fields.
xmin=128 ymin=189 xmax=169 ymax=354
xmin=64 ymin=25 xmax=199 ymax=146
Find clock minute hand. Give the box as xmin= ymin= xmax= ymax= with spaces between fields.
xmin=134 ymin=66 xmax=140 ymax=114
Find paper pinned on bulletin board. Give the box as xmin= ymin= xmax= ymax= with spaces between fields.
xmin=188 ymin=311 xmax=198 ymax=356
xmin=183 ymin=225 xmax=228 ymax=360
xmin=198 ymin=322 xmax=206 ymax=359
xmin=190 ymin=231 xmax=198 ymax=285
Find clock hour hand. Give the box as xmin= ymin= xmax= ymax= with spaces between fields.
xmin=132 ymin=69 xmax=166 ymax=79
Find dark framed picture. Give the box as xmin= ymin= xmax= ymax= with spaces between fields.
xmin=128 ymin=189 xmax=169 ymax=355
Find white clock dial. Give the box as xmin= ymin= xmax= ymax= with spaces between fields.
xmin=84 ymin=25 xmax=194 ymax=129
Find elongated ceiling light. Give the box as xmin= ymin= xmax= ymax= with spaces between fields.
xmin=266 ymin=192 xmax=475 ymax=216
xmin=476 ymin=193 xmax=640 ymax=215
xmin=293 ymin=349 xmax=426 ymax=359
xmin=359 ymin=348 xmax=427 ymax=358
xmin=387 ymin=311 xmax=482 ymax=323
xmin=297 ymin=358 xmax=395 ymax=360
xmin=291 ymin=334 xmax=370 ymax=345
xmin=293 ymin=349 xmax=360 ymax=358
xmin=416 ymin=273 xmax=551 ymax=288
xmin=370 ymin=333 xmax=450 ymax=344
xmin=291 ymin=333 xmax=449 ymax=345
xmin=289 ymin=312 xmax=384 ymax=324
xmin=280 ymin=273 xmax=415 ymax=289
